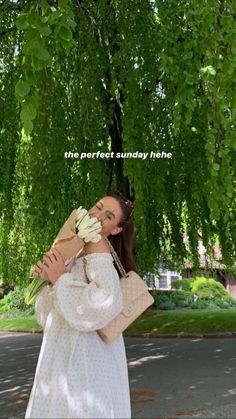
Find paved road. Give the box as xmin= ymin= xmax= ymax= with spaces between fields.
xmin=1 ymin=332 xmax=236 ymax=418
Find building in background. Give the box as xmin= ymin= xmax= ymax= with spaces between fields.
xmin=145 ymin=269 xmax=182 ymax=290
xmin=183 ymin=238 xmax=236 ymax=299
xmin=145 ymin=235 xmax=236 ymax=298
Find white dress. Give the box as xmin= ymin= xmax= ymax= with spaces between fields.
xmin=25 ymin=253 xmax=131 ymax=419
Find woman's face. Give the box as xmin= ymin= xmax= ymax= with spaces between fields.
xmin=89 ymin=196 xmax=123 ymax=237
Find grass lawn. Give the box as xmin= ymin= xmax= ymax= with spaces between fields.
xmin=1 ymin=309 xmax=236 ymax=335
xmin=125 ymin=309 xmax=236 ymax=335
xmin=0 ymin=316 xmax=42 ymax=333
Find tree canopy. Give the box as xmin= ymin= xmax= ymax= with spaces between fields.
xmin=0 ymin=0 xmax=236 ymax=285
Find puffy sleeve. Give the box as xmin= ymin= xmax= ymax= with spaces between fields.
xmin=50 ymin=253 xmax=123 ymax=332
xmin=35 ymin=285 xmax=54 ymax=329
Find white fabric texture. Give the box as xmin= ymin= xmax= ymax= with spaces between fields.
xmin=25 ymin=253 xmax=131 ymax=419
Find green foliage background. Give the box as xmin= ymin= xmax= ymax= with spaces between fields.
xmin=0 ymin=0 xmax=236 ymax=286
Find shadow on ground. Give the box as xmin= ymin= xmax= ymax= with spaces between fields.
xmin=2 ymin=333 xmax=236 ymax=418
xmin=0 ymin=332 xmax=41 ymax=418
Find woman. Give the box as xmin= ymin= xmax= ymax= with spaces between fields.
xmin=25 ymin=191 xmax=137 ymax=419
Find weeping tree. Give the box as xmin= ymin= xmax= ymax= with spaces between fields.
xmin=0 ymin=0 xmax=236 ymax=286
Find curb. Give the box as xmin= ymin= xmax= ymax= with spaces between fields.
xmin=124 ymin=332 xmax=236 ymax=338
xmin=1 ymin=330 xmax=236 ymax=338
xmin=0 ymin=329 xmax=43 ymax=335
xmin=0 ymin=329 xmax=236 ymax=339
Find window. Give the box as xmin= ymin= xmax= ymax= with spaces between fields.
xmin=159 ymin=275 xmax=168 ymax=289
xmin=171 ymin=273 xmax=181 ymax=281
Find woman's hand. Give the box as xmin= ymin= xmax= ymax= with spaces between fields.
xmin=31 ymin=249 xmax=75 ymax=286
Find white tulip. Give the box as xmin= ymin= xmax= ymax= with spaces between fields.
xmin=76 ymin=207 xmax=87 ymax=224
xmin=91 ymin=234 xmax=101 ymax=243
xmin=75 ymin=206 xmax=102 ymax=243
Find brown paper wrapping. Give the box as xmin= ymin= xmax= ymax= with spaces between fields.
xmin=51 ymin=209 xmax=85 ymax=260
xmin=40 ymin=209 xmax=85 ymax=279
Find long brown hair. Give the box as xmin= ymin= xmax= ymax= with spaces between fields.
xmin=106 ymin=191 xmax=138 ymax=275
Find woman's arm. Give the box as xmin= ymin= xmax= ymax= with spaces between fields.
xmin=50 ymin=253 xmax=123 ymax=332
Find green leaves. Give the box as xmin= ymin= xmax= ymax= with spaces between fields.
xmin=15 ymin=82 xmax=38 ymax=134
xmin=212 ymin=162 xmax=220 ymax=171
xmin=14 ymin=2 xmax=76 ymax=135
xmin=16 ymin=13 xmax=29 ymax=30
xmin=28 ymin=9 xmax=43 ymax=30
xmin=54 ymin=23 xmax=75 ymax=50
xmin=39 ymin=26 xmax=52 ymax=37
xmin=24 ymin=68 xmax=37 ymax=85
xmin=20 ymin=102 xmax=37 ymax=122
xmin=15 ymin=80 xmax=30 ymax=99
xmin=200 ymin=65 xmax=216 ymax=77
xmin=2 ymin=0 xmax=236 ymax=286
xmin=58 ymin=25 xmax=73 ymax=42
xmin=23 ymin=120 xmax=34 ymax=135
xmin=34 ymin=47 xmax=51 ymax=62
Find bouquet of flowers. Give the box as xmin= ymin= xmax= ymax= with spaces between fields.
xmin=25 ymin=207 xmax=102 ymax=305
